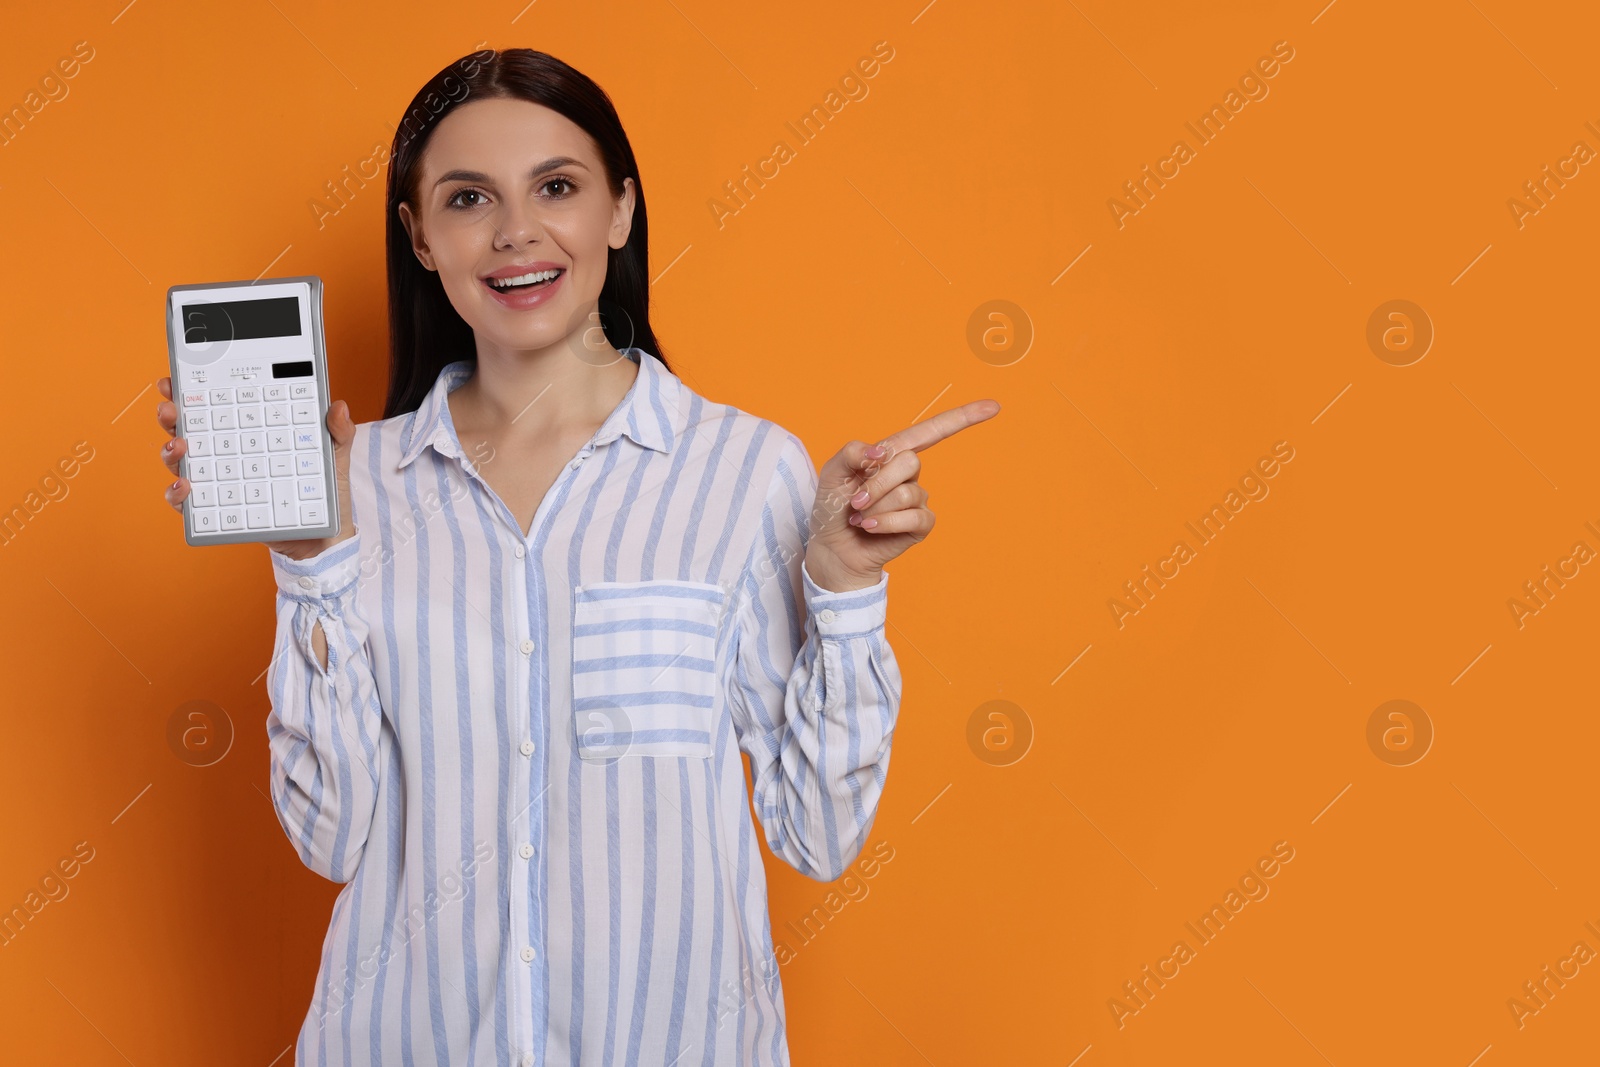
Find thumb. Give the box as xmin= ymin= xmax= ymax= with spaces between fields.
xmin=329 ymin=399 xmax=356 ymax=449
xmin=813 ymin=440 xmax=885 ymax=535
xmin=329 ymin=400 xmax=356 ymax=533
xmin=818 ymin=440 xmax=884 ymax=494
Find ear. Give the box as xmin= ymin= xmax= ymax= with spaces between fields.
xmin=608 ymin=176 xmax=636 ymax=250
xmin=397 ymin=201 xmax=437 ymax=272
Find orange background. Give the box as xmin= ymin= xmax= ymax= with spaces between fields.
xmin=2 ymin=1 xmax=1597 ymax=1063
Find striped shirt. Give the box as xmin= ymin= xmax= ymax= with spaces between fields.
xmin=265 ymin=347 xmax=902 ymax=1066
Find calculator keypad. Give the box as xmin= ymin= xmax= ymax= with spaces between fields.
xmin=182 ymin=379 xmax=331 ymax=536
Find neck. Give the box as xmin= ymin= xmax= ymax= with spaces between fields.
xmin=451 ymin=332 xmax=637 ymax=440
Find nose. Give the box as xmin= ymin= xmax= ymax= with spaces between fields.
xmin=491 ymin=194 xmax=544 ymax=250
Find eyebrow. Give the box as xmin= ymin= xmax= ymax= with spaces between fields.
xmin=433 ymin=157 xmax=591 ymax=188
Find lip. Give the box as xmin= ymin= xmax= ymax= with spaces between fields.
xmin=480 ymin=262 xmax=567 ymax=310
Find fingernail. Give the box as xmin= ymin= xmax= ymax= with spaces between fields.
xmin=162 ymin=441 xmax=172 ymax=453
xmin=851 ymin=490 xmax=870 ymax=506
xmin=849 ymin=512 xmax=862 ymax=526
xmin=866 ymin=444 xmax=887 ymax=459
xmin=860 ymin=517 xmax=878 ymax=529
xmin=170 ymin=480 xmax=180 ymax=491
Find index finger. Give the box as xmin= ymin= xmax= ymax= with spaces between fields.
xmin=878 ymin=398 xmax=1000 ymax=455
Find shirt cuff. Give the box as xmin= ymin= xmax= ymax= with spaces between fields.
xmin=270 ymin=536 xmax=363 ymax=601
xmin=801 ymin=559 xmax=889 ymax=637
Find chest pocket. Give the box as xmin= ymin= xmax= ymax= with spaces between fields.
xmin=571 ymin=579 xmax=729 ymax=759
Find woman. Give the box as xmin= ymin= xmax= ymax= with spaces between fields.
xmin=155 ymin=47 xmax=997 ymax=1066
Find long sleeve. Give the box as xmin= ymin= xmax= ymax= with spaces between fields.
xmin=264 ymin=536 xmax=384 ymax=884
xmin=725 ymin=433 xmax=904 ymax=882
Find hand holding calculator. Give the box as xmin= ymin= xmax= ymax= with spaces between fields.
xmin=158 ymin=275 xmax=354 ymax=557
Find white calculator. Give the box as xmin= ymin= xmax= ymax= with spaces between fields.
xmin=165 ymin=276 xmax=340 ymax=547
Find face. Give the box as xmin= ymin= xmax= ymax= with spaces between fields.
xmin=398 ymin=96 xmax=635 ymax=359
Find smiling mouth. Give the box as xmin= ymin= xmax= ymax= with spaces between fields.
xmin=485 ymin=268 xmax=564 ymax=292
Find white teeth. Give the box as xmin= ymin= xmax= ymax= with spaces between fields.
xmin=488 ymin=269 xmax=561 ymax=289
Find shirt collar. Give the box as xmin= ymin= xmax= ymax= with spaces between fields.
xmin=397 ymin=347 xmax=681 ymax=469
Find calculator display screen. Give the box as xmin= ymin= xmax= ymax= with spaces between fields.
xmin=272 ymin=360 xmax=314 ymax=379
xmin=183 ymin=296 xmax=301 ymax=345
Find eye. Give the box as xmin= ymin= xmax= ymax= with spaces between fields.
xmin=447 ymin=188 xmax=489 ymax=209
xmin=541 ymin=176 xmax=578 ymax=198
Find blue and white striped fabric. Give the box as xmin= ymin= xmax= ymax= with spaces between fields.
xmin=264 ymin=347 xmax=902 ymax=1066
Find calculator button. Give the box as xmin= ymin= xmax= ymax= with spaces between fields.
xmin=266 ymin=404 xmax=289 ymax=427
xmin=183 ymin=390 xmax=208 ymax=407
xmin=217 ymin=483 xmax=242 ymax=506
xmin=290 ymin=382 xmax=317 ymax=400
xmin=237 ymin=386 xmax=261 ymax=403
xmin=210 ymin=388 xmax=234 ymax=404
xmin=221 ymin=507 xmax=244 ymax=530
xmin=242 ymin=457 xmax=268 ymax=479
xmin=245 ymin=483 xmax=269 ymax=505
xmin=183 ymin=411 xmax=209 ymax=433
xmin=294 ymin=429 xmax=318 ymax=450
xmin=272 ymin=481 xmax=297 ymax=524
xmin=215 ymin=433 xmax=238 ymax=455
xmin=193 ymin=509 xmax=218 ymax=533
xmin=265 ymin=385 xmax=286 ymax=401
xmin=238 ymin=406 xmax=263 ymax=429
xmin=215 ymin=458 xmax=239 ymax=480
xmin=191 ymin=484 xmax=216 ymax=508
xmin=291 ymin=401 xmax=317 ymax=424
xmin=241 ymin=432 xmax=266 ymax=454
xmin=211 ymin=408 xmax=237 ymax=431
xmin=300 ymin=502 xmax=327 ymax=526
xmin=246 ymin=504 xmax=273 ymax=528
xmin=188 ymin=459 xmax=214 ymax=482
xmin=295 ymin=453 xmax=323 ymax=476
xmin=268 ymin=429 xmax=291 ymax=452
xmin=297 ymin=478 xmax=324 ymax=500
xmin=186 ymin=435 xmax=211 ymax=457
xmin=269 ymin=455 xmax=293 ymax=478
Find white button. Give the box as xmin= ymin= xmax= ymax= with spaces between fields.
xmin=519 ymin=843 xmax=534 ymax=860
xmin=818 ymin=609 xmax=837 ymax=624
xmin=520 ymin=639 xmax=535 ymax=655
xmin=514 ymin=545 xmax=526 ymax=559
xmin=298 ymin=576 xmax=315 ymax=590
xmin=521 ymin=946 xmax=536 ymax=963
xmin=520 ymin=740 xmax=535 ymax=757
